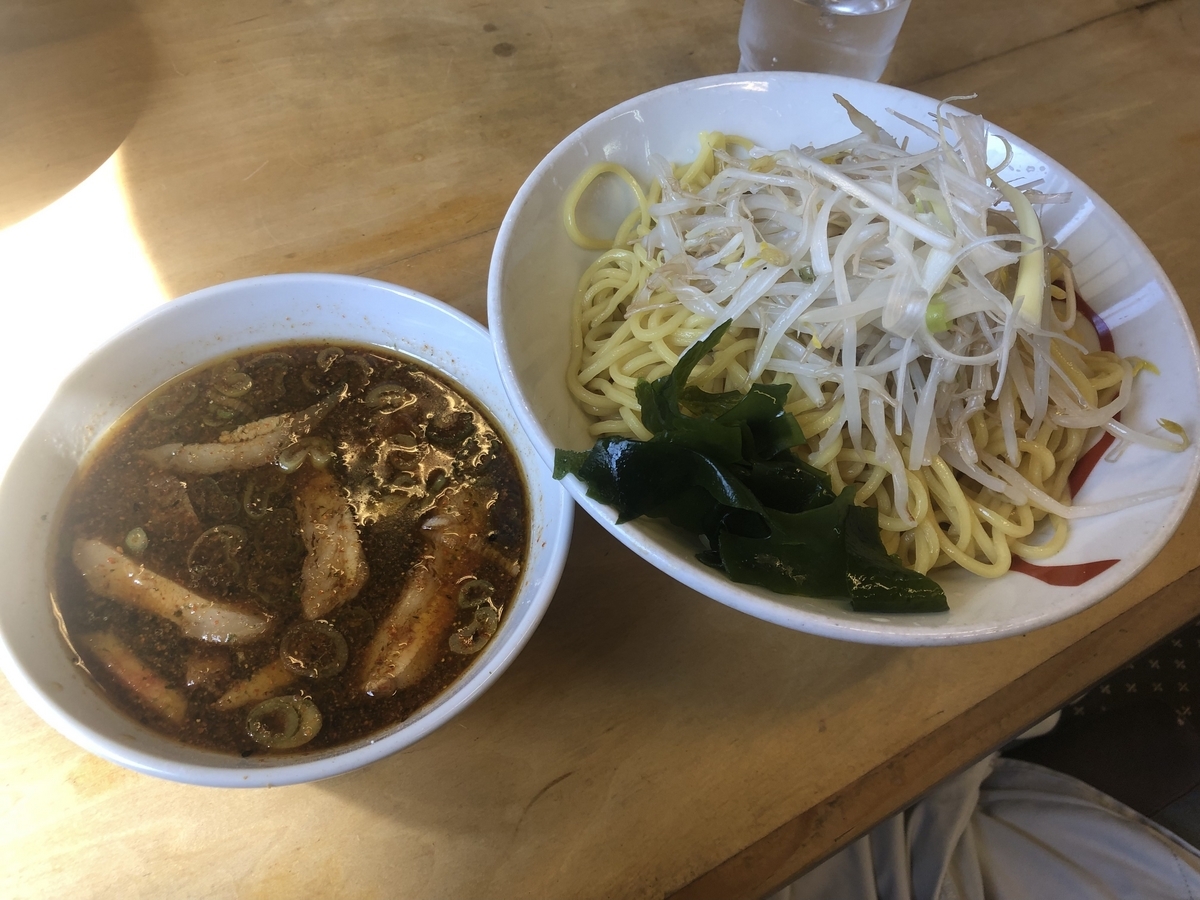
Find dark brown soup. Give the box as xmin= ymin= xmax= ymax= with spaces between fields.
xmin=53 ymin=343 xmax=528 ymax=756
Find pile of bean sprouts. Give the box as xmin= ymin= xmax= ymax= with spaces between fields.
xmin=563 ymin=98 xmax=1187 ymax=578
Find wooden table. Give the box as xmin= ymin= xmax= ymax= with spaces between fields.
xmin=3 ymin=1 xmax=1200 ymax=897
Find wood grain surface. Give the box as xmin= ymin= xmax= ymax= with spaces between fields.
xmin=2 ymin=1 xmax=1199 ymax=898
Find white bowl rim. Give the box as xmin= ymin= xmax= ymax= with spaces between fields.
xmin=0 ymin=272 xmax=574 ymax=787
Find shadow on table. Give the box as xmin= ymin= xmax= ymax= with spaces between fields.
xmin=0 ymin=0 xmax=154 ymax=230
xmin=315 ymin=514 xmax=897 ymax=885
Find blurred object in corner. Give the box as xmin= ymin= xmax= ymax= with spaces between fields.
xmin=737 ymin=0 xmax=911 ymax=81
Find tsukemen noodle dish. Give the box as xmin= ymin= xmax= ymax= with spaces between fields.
xmin=555 ymin=99 xmax=1189 ymax=611
xmin=52 ymin=343 xmax=528 ymax=756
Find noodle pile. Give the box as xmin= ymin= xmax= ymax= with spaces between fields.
xmin=564 ymin=102 xmax=1186 ymax=579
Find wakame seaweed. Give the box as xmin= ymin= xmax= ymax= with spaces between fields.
xmin=553 ymin=321 xmax=947 ymax=613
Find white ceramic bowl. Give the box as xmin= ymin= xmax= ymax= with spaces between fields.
xmin=488 ymin=72 xmax=1200 ymax=645
xmin=0 ymin=273 xmax=573 ymax=786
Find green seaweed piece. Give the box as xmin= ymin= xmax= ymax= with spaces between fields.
xmin=554 ymin=320 xmax=947 ymax=613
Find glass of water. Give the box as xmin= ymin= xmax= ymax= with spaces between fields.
xmin=737 ymin=0 xmax=912 ymax=82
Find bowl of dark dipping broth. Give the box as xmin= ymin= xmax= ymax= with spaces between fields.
xmin=0 ymin=273 xmax=573 ymax=787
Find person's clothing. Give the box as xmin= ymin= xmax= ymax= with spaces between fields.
xmin=774 ymin=755 xmax=1200 ymax=900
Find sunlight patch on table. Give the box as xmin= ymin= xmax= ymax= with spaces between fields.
xmin=0 ymin=148 xmax=168 ymax=476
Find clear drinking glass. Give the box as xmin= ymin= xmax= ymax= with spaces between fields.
xmin=737 ymin=0 xmax=912 ymax=82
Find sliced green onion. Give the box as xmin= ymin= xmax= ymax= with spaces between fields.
xmin=245 ymin=695 xmax=322 ymax=750
xmin=243 ymin=468 xmax=287 ymax=517
xmin=306 ymin=355 xmax=374 ymax=393
xmin=213 ymin=364 xmax=253 ymax=398
xmin=925 ymin=296 xmax=949 ymax=334
xmin=448 ymin=604 xmax=500 ymax=655
xmin=391 ymin=470 xmax=420 ymax=490
xmin=201 ymin=393 xmax=253 ymax=428
xmin=279 ymin=620 xmax=349 ymax=679
xmin=201 ymin=405 xmax=237 ymax=427
xmin=426 ymin=469 xmax=448 ymax=495
xmin=365 ymin=383 xmax=415 ymax=410
xmin=244 ymin=353 xmax=291 ymax=401
xmin=316 ymin=347 xmax=344 ymax=370
xmin=124 ymin=527 xmax=149 ymax=555
xmin=426 ymin=411 xmax=476 ymax=446
xmin=333 ymin=355 xmax=374 ymax=391
xmin=186 ymin=524 xmax=247 ymax=585
xmin=277 ymin=436 xmax=335 ymax=473
xmin=456 ymin=577 xmax=494 ymax=609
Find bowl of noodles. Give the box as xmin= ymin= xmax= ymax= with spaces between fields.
xmin=488 ymin=72 xmax=1200 ymax=644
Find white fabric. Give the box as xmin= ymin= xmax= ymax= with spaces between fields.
xmin=773 ymin=756 xmax=1200 ymax=900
